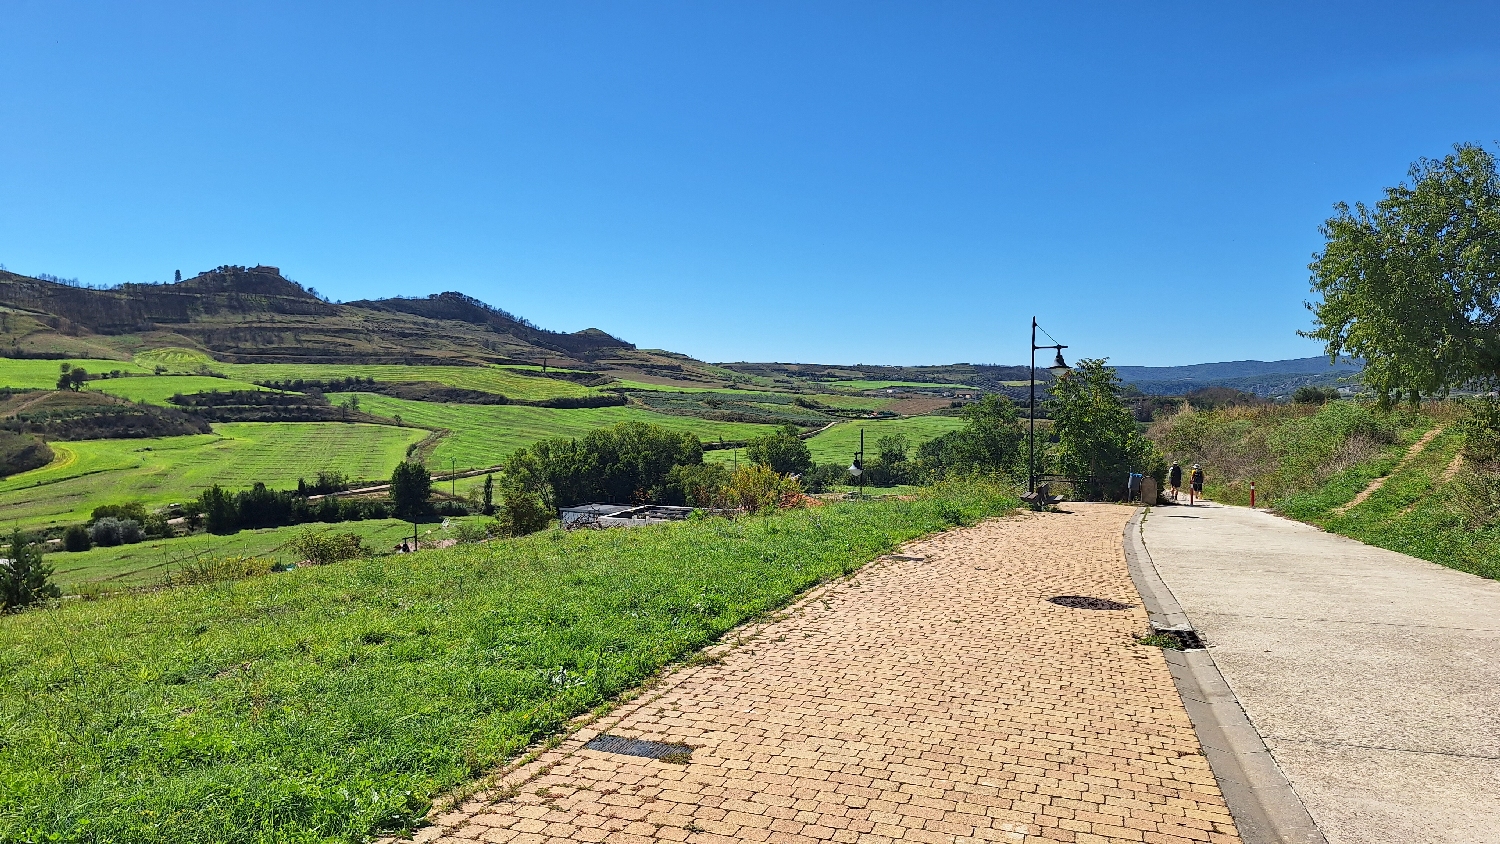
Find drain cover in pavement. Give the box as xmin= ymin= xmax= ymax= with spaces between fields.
xmin=1048 ymin=595 xmax=1133 ymax=610
xmin=583 ymin=734 xmax=693 ymax=762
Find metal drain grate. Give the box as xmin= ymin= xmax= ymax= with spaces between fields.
xmin=583 ymin=734 xmax=693 ymax=762
xmin=1048 ymin=595 xmax=1133 ymax=610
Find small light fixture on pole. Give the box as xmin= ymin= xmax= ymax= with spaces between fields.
xmin=1030 ymin=317 xmax=1070 ymax=493
xmin=847 ymin=428 xmax=865 ymax=499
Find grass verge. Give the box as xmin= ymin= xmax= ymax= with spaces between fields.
xmin=0 ymin=479 xmax=1017 ymax=843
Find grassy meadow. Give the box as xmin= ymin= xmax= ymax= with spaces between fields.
xmin=0 ymin=423 xmax=426 ymax=529
xmin=803 ymin=415 xmax=965 ymax=463
xmin=354 ymin=394 xmax=779 ymax=469
xmin=0 ymin=482 xmax=1018 ymax=844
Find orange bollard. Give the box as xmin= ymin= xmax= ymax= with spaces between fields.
xmin=1250 ymin=481 xmax=1256 ymax=509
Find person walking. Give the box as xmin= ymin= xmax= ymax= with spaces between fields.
xmin=1168 ymin=461 xmax=1182 ymax=502
xmin=1189 ymin=463 xmax=1205 ymax=506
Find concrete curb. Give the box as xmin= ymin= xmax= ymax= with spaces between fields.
xmin=1124 ymin=507 xmax=1327 ymax=844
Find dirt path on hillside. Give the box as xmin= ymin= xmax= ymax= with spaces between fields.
xmin=399 ymin=505 xmax=1240 ymax=844
xmin=1332 ymin=425 xmax=1444 ymax=515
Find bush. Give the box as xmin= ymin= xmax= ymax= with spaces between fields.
xmin=493 ymin=491 xmax=554 ymax=537
xmin=91 ymin=502 xmax=147 ymax=523
xmin=172 ymin=555 xmax=274 ymax=586
xmin=665 ymin=462 xmax=730 ymax=506
xmin=90 ymin=518 xmax=144 ymax=547
xmin=800 ymin=463 xmax=849 ymax=494
xmin=453 ymin=521 xmax=489 ymax=544
xmin=62 ymin=525 xmax=91 ymax=552
xmin=1293 ymin=385 xmax=1342 ymax=404
xmin=507 ymin=421 xmax=704 ymax=507
xmin=289 ymin=530 xmax=369 ymax=566
xmin=1 ymin=530 xmax=59 ymax=611
xmin=1457 ymin=397 xmax=1500 ymax=468
xmin=726 ymin=464 xmax=803 ymax=513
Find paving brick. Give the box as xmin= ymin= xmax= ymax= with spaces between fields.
xmin=408 ymin=506 xmax=1240 ymax=844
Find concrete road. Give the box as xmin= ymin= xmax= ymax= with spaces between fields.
xmin=1143 ymin=502 xmax=1500 ymax=844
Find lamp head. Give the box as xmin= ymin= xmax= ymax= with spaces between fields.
xmin=1048 ymin=349 xmax=1070 ymax=378
xmin=848 ymin=456 xmax=863 ymax=477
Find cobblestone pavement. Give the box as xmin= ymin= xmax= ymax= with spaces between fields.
xmin=414 ymin=504 xmax=1239 ymax=844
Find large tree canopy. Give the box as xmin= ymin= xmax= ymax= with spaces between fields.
xmin=1306 ymin=143 xmax=1500 ymax=404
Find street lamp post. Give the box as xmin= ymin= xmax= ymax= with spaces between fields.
xmin=1029 ymin=317 xmax=1070 ymax=493
xmin=848 ymin=428 xmax=865 ymax=500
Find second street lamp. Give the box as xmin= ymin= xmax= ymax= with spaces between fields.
xmin=1029 ymin=317 xmax=1070 ymax=494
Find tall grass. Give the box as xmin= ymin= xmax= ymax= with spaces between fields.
xmin=0 ymin=479 xmax=1017 ymax=844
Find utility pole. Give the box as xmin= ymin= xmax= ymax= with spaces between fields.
xmin=451 ymin=458 xmax=456 ymax=498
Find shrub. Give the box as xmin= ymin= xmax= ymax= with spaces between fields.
xmin=507 ymin=421 xmax=704 ymax=507
xmin=726 ymin=464 xmax=803 ymax=513
xmin=1457 ymin=397 xmax=1500 ymax=468
xmin=90 ymin=518 xmax=144 ymax=547
xmin=1 ymin=530 xmax=59 ymax=611
xmin=289 ymin=530 xmax=369 ymax=566
xmin=91 ymin=502 xmax=147 ymax=523
xmin=493 ymin=491 xmax=553 ymax=537
xmin=801 ymin=463 xmax=849 ymax=494
xmin=665 ymin=462 xmax=730 ymax=506
xmin=62 ymin=525 xmax=91 ymax=552
xmin=172 ymin=555 xmax=274 ymax=586
xmin=453 ymin=521 xmax=489 ymax=544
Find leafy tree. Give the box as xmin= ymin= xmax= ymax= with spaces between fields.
xmin=665 ymin=462 xmax=730 ymax=506
xmin=389 ymin=461 xmax=432 ymax=521
xmin=1306 ymin=143 xmax=1500 ymax=405
xmin=201 ymin=484 xmax=239 ymax=534
xmin=68 ymin=367 xmax=88 ymax=390
xmin=1292 ymin=385 xmax=1341 ymax=404
xmin=63 ymin=524 xmax=92 ymax=552
xmin=744 ymin=425 xmax=813 ymax=476
xmin=1047 ymin=359 xmax=1162 ymax=499
xmin=174 ymin=269 xmax=181 ymax=282
xmin=1 ymin=530 xmax=60 ymax=611
xmin=916 ymin=395 xmax=1025 ymax=479
xmin=506 ymin=422 xmax=704 ymax=507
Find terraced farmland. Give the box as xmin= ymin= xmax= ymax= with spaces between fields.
xmin=94 ymin=375 xmax=274 ymax=405
xmin=354 ymin=393 xmax=780 ymax=469
xmin=221 ymin=363 xmax=599 ymax=401
xmin=0 ymin=422 xmax=425 ymax=529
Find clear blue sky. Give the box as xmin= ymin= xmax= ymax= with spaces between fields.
xmin=3 ymin=2 xmax=1498 ymax=367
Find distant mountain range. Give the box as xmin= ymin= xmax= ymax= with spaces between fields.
xmin=1114 ymin=356 xmax=1363 ymax=398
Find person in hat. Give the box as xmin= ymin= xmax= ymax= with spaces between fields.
xmin=1189 ymin=463 xmax=1205 ymax=506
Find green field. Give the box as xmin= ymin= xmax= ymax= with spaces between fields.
xmin=810 ymin=394 xmax=893 ymax=410
xmin=0 ymin=423 xmax=425 ymax=529
xmin=220 ymin=363 xmax=598 ymax=401
xmin=50 ymin=518 xmax=473 ymax=592
xmin=612 ymin=379 xmax=781 ymax=395
xmin=0 ymin=358 xmax=151 ymax=388
xmin=821 ymin=380 xmax=972 ymax=392
xmin=0 ymin=482 xmax=1017 ymax=844
xmin=95 ymin=375 xmax=275 ymax=404
xmin=804 ymin=416 xmax=965 ymax=463
xmin=355 ymin=393 xmax=780 ymax=469
xmin=131 ymin=347 xmax=216 ymax=371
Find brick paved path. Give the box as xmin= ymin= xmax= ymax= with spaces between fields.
xmin=415 ymin=504 xmax=1239 ymax=844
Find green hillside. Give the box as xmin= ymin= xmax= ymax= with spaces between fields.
xmin=0 ymin=423 xmax=425 ymax=529
xmin=1150 ymin=400 xmax=1498 ymax=580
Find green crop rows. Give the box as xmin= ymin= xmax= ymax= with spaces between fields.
xmin=355 ymin=393 xmax=780 ymax=469
xmin=95 ymin=375 xmax=274 ymax=405
xmin=220 ymin=363 xmax=599 ymax=401
xmin=0 ymin=423 xmax=425 ymax=529
xmin=0 ymin=358 xmax=151 ymax=388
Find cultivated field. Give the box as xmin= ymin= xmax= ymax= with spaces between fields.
xmin=94 ymin=374 xmax=273 ymax=404
xmin=0 ymin=357 xmax=152 ymax=388
xmin=220 ymin=363 xmax=600 ymax=401
xmin=0 ymin=422 xmax=425 ymax=529
xmin=354 ymin=393 xmax=780 ymax=469
xmin=804 ymin=415 xmax=965 ymax=463
xmin=51 ymin=518 xmax=463 ymax=592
